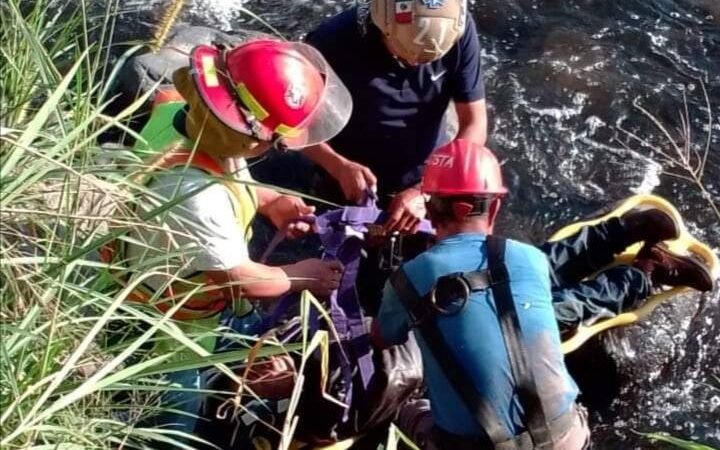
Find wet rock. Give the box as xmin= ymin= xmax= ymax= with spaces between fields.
xmin=568 ymin=289 xmax=720 ymax=447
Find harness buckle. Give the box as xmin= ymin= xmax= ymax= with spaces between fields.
xmin=378 ymin=231 xmax=404 ymax=271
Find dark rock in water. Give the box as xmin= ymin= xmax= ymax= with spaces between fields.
xmin=102 ymin=25 xmax=271 ymax=143
xmin=565 ymin=290 xmax=720 ymax=447
xmin=472 ymin=0 xmax=542 ymax=40
xmin=117 ymin=26 xmax=263 ymax=94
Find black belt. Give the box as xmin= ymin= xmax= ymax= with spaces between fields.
xmin=432 ymin=406 xmax=579 ymax=450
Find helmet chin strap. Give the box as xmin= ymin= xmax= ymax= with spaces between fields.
xmin=392 ymin=53 xmax=409 ymax=68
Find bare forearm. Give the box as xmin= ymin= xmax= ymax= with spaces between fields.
xmin=256 ymin=186 xmax=281 ymax=212
xmin=304 ymin=141 xmax=378 ymax=204
xmin=207 ymin=261 xmax=308 ymax=300
xmin=455 ymin=99 xmax=488 ymax=145
xmin=302 ymin=142 xmax=347 ymax=172
xmin=456 ymin=122 xmax=487 ymax=145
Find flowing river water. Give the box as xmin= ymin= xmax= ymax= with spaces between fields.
xmin=109 ymin=0 xmax=720 ymax=447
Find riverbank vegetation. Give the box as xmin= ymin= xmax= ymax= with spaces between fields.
xmin=0 ymin=1 xmax=296 ymax=448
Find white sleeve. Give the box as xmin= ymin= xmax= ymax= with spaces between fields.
xmin=149 ymin=168 xmax=249 ymax=272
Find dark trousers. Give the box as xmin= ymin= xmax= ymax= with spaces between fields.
xmin=541 ymin=217 xmax=652 ymax=333
xmin=358 ymin=217 xmax=652 ymax=332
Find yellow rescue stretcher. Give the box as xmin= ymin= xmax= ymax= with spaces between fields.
xmin=552 ymin=194 xmax=719 ymax=354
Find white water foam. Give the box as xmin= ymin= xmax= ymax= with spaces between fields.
xmin=630 ymin=160 xmax=663 ymax=194
xmin=186 ymin=0 xmax=246 ymax=30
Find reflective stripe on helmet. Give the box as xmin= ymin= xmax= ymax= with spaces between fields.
xmin=236 ymin=82 xmax=270 ymax=120
xmin=275 ymin=123 xmax=301 ymax=138
xmin=200 ymin=54 xmax=220 ymax=88
xmin=190 ymin=40 xmax=352 ymax=149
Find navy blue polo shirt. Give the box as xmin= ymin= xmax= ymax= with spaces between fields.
xmin=307 ymin=8 xmax=485 ymax=196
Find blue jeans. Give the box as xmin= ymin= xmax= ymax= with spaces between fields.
xmin=542 ymin=217 xmax=652 ymax=332
xmin=215 ymin=307 xmax=263 ymax=351
xmin=150 ymin=368 xmax=204 ymax=446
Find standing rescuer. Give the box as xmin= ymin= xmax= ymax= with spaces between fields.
xmin=303 ymin=0 xmax=485 ymax=223
xmin=373 ymin=139 xmax=714 ymax=450
xmin=301 ymin=0 xmax=487 ymax=315
xmin=109 ymin=39 xmax=352 ymax=442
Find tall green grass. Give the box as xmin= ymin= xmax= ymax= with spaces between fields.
xmin=0 ymin=1 xmax=297 ymax=448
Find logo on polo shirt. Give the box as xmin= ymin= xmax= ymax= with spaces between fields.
xmin=430 ymin=69 xmax=447 ymax=82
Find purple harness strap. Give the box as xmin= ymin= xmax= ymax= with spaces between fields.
xmin=259 ymin=198 xmax=433 ymax=421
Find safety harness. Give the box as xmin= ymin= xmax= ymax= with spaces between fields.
xmin=390 ymin=235 xmax=574 ymax=450
xmin=101 ymin=88 xmax=257 ymax=321
xmin=258 ymin=197 xmax=432 ymax=423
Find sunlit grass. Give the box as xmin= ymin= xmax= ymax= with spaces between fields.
xmin=639 ymin=433 xmax=718 ymax=450
xmin=0 ymin=1 xmax=303 ymax=448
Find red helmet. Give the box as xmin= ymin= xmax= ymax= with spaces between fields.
xmin=422 ymin=139 xmax=508 ymax=196
xmin=189 ymin=39 xmax=352 ymax=149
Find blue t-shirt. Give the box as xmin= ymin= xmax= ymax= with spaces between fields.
xmin=377 ymin=233 xmax=579 ymax=437
xmin=307 ymin=8 xmax=485 ymax=196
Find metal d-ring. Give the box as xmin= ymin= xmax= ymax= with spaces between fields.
xmin=430 ymin=273 xmax=471 ymax=316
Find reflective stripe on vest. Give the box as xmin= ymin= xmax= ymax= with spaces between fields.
xmin=102 ymin=88 xmax=256 ymax=320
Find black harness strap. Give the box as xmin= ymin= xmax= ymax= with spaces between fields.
xmin=390 ymin=236 xmax=558 ymax=449
xmin=486 ymin=236 xmax=553 ymax=448
xmin=462 ymin=270 xmax=491 ymax=290
xmin=390 ymin=269 xmax=510 ymax=445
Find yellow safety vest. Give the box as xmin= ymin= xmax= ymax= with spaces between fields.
xmin=102 ymin=88 xmax=257 ymax=322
